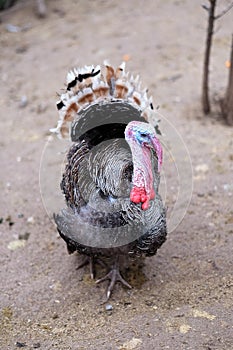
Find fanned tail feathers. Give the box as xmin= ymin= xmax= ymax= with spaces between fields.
xmin=50 ymin=62 xmax=159 ymax=139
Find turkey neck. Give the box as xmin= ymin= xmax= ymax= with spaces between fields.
xmin=128 ymin=141 xmax=155 ymax=211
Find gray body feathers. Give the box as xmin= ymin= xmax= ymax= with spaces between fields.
xmin=55 ymin=138 xmax=167 ymax=258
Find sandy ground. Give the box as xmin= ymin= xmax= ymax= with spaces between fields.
xmin=0 ymin=1 xmax=233 ymax=349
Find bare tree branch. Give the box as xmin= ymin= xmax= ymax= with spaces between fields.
xmin=201 ymin=0 xmax=233 ymax=116
xmin=215 ymin=1 xmax=233 ymax=20
xmin=202 ymin=4 xmax=210 ymax=12
xmin=202 ymin=0 xmax=217 ymax=114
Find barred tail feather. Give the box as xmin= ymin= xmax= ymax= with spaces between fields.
xmin=50 ymin=62 xmax=160 ymax=139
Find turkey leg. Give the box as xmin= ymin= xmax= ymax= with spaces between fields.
xmin=77 ymin=256 xmax=106 ymax=280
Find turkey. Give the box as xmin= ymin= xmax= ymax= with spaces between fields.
xmin=51 ymin=61 xmax=167 ymax=300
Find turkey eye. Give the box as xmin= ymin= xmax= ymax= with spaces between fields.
xmin=140 ymin=133 xmax=147 ymax=138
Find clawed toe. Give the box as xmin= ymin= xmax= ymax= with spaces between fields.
xmin=77 ymin=255 xmax=132 ymax=300
xmin=96 ymin=266 xmax=132 ymax=301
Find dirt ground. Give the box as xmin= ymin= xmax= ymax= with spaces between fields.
xmin=0 ymin=1 xmax=233 ymax=349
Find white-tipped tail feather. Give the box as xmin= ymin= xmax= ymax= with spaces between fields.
xmin=51 ymin=62 xmax=159 ymax=139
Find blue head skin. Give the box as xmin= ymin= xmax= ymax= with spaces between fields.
xmin=135 ymin=130 xmax=151 ymax=145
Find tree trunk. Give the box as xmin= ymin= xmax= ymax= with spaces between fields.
xmin=221 ymin=35 xmax=233 ymax=125
xmin=202 ymin=0 xmax=216 ymax=114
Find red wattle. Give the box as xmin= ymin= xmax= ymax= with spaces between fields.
xmin=130 ymin=186 xmax=155 ymax=210
xmin=142 ymin=201 xmax=150 ymax=210
xmin=130 ymin=187 xmax=144 ymax=203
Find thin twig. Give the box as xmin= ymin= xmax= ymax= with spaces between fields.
xmin=202 ymin=4 xmax=210 ymax=12
xmin=215 ymin=1 xmax=233 ymax=20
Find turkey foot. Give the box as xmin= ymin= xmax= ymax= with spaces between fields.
xmin=77 ymin=256 xmax=106 ymax=280
xmin=96 ymin=256 xmax=132 ymax=301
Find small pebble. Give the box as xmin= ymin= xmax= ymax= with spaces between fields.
xmin=33 ymin=343 xmax=41 ymax=349
xmin=195 ymin=164 xmax=209 ymax=173
xmin=8 ymin=240 xmax=26 ymax=250
xmin=19 ymin=95 xmax=28 ymax=108
xmin=5 ymin=23 xmax=21 ymax=33
xmin=197 ymin=192 xmax=205 ymax=197
xmin=105 ymin=304 xmax=113 ymax=311
xmin=18 ymin=232 xmax=30 ymax=241
xmin=15 ymin=342 xmax=27 ymax=348
xmin=27 ymin=216 xmax=35 ymax=224
xmin=223 ymin=183 xmax=233 ymax=192
xmin=6 ymin=215 xmax=14 ymax=226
